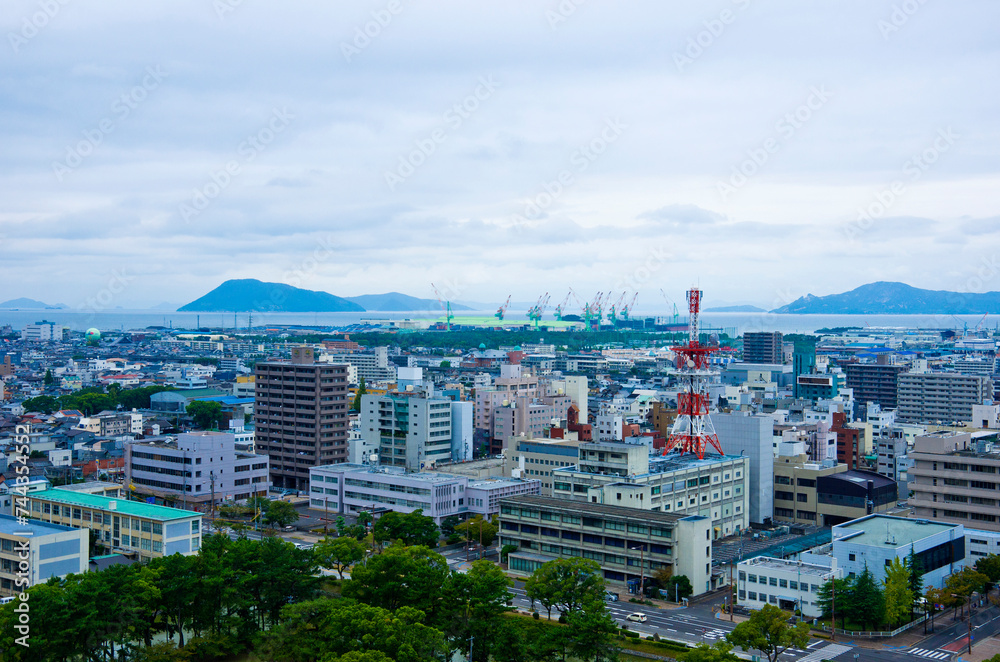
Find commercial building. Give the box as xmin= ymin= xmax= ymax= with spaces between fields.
xmin=897 ymin=372 xmax=992 ymax=424
xmin=255 ymin=346 xmax=350 ymax=490
xmin=743 ymin=332 xmax=783 ymax=365
xmin=736 ymin=556 xmax=841 ymax=618
xmin=812 ymin=515 xmax=965 ymax=589
xmin=499 ymin=494 xmax=713 ymax=595
xmin=506 ymin=437 xmax=582 ymax=496
xmin=831 ymin=411 xmax=861 ymax=470
xmin=26 ymin=488 xmax=202 ymax=561
xmin=551 ymin=443 xmax=750 ymax=538
xmin=792 ymin=338 xmax=817 ymax=399
xmin=322 ymin=346 xmax=396 ymax=383
xmin=909 ymin=430 xmax=1000 ymax=530
xmin=844 ymin=362 xmax=907 ymax=409
xmin=711 ymin=412 xmax=774 ymax=525
xmin=875 ymin=429 xmax=911 ymax=498
xmin=308 ymin=463 xmax=540 ymax=523
xmin=21 ymin=321 xmax=68 ymax=342
xmin=125 ymin=431 xmax=270 ymax=509
xmin=796 ymin=373 xmax=844 ymax=402
xmin=773 ymin=447 xmax=897 ymax=527
xmin=0 ymin=514 xmax=89 ymax=597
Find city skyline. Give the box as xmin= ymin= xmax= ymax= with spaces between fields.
xmin=2 ymin=1 xmax=998 ymax=309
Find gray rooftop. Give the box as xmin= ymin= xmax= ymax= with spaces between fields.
xmin=501 ymin=494 xmax=682 ymax=525
xmin=739 ymin=556 xmax=835 ymax=578
xmin=834 ymin=515 xmax=958 ymax=548
xmin=0 ymin=513 xmax=76 ymax=536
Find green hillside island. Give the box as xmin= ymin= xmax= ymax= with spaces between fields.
xmin=772 ymin=281 xmax=1000 ymax=315
xmin=178 ymin=280 xmax=468 ymax=313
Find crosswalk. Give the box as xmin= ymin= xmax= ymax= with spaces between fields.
xmin=907 ymin=648 xmax=952 ymax=660
xmin=795 ymin=643 xmax=853 ymax=662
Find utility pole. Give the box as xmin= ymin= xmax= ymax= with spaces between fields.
xmin=210 ymin=470 xmax=216 ymax=520
xmin=831 ymin=575 xmax=836 ymax=642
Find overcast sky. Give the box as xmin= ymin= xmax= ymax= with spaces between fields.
xmin=2 ymin=0 xmax=998 ymax=311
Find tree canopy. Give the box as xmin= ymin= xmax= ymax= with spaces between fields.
xmin=726 ymin=604 xmax=809 ymax=662
xmin=371 ymin=510 xmax=439 ymax=547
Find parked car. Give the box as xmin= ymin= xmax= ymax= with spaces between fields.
xmin=605 ymin=592 xmax=620 ymax=602
xmin=626 ymin=612 xmax=647 ymax=623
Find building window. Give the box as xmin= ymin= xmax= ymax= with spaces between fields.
xmin=849 ymin=553 xmax=856 ymax=561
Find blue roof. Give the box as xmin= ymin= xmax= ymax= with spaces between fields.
xmin=0 ymin=513 xmax=76 ymax=536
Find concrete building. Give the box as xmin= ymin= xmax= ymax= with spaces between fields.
xmin=773 ymin=445 xmax=897 ymax=527
xmin=796 ymin=373 xmax=844 ymax=402
xmin=831 ymin=411 xmax=861 ymax=470
xmin=360 ymin=391 xmax=453 ymax=471
xmin=26 ymin=488 xmax=203 ymax=561
xmin=322 ymin=346 xmax=396 ymax=383
xmin=505 ymin=437 xmax=582 ymax=496
xmin=822 ymin=515 xmax=965 ymax=588
xmin=736 ymin=556 xmax=841 ymax=618
xmin=551 ymin=444 xmax=750 ymax=539
xmin=21 ymin=321 xmax=67 ymax=342
xmin=743 ymin=332 xmax=784 ymax=365
xmin=499 ymin=494 xmax=714 ymax=595
xmin=0 ymin=514 xmax=89 ymax=597
xmin=875 ymin=428 xmax=911 ymax=498
xmin=910 ymin=430 xmax=1000 ymax=530
xmin=255 ymin=346 xmax=350 ymax=490
xmin=711 ymin=412 xmax=774 ymax=525
xmin=844 ymin=362 xmax=908 ymax=409
xmin=541 ymin=375 xmax=589 ymax=425
xmin=125 ymin=431 xmax=270 ymax=509
xmin=897 ymin=372 xmax=992 ymax=424
xmin=308 ymin=463 xmax=540 ymax=523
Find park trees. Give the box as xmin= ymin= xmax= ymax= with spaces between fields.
xmin=314 ymin=536 xmax=367 ymax=579
xmin=186 ymin=400 xmax=224 ymax=430
xmin=883 ymin=557 xmax=914 ymax=628
xmin=372 ymin=510 xmax=439 ymax=547
xmin=343 ymin=544 xmax=450 ymax=617
xmin=262 ymin=500 xmax=299 ymax=530
xmin=852 ymin=565 xmax=885 ymax=631
xmin=726 ymin=604 xmax=809 ymax=662
xmin=454 ymin=515 xmax=498 ymax=548
xmin=525 ymin=557 xmax=606 ymax=619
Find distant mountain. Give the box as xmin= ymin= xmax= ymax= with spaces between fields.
xmin=0 ymin=297 xmax=67 ymax=309
xmin=179 ymin=279 xmax=364 ymax=312
xmin=150 ymin=301 xmax=181 ymax=311
xmin=772 ymin=281 xmax=1000 ymax=314
xmin=704 ymin=305 xmax=767 ymax=313
xmin=345 ymin=292 xmax=472 ymax=312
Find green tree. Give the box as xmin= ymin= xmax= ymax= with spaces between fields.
xmin=945 ymin=567 xmax=989 ymax=618
xmin=975 ymin=554 xmax=1000 ymax=587
xmin=22 ymin=394 xmax=60 ymax=413
xmin=343 ymin=544 xmax=450 ymax=618
xmin=43 ymin=368 xmax=54 ymax=385
xmin=525 ymin=557 xmax=605 ymax=618
xmin=352 ymin=377 xmax=367 ymax=412
xmin=455 ymin=515 xmax=497 ymax=547
xmin=564 ymin=599 xmax=620 ymax=662
xmin=726 ymin=603 xmax=809 ymax=662
xmin=264 ymin=500 xmax=299 ymax=529
xmin=314 ymin=536 xmax=367 ymax=579
xmin=815 ymin=577 xmax=852 ymax=628
xmin=335 ymin=515 xmax=368 ymax=540
xmin=852 ymin=565 xmax=885 ymax=631
xmin=372 ymin=510 xmax=439 ymax=547
xmin=685 ymin=642 xmax=741 ymax=662
xmin=259 ymin=599 xmax=446 ymax=662
xmin=440 ymin=560 xmax=514 ymax=662
xmin=883 ymin=557 xmax=914 ymax=628
xmin=186 ymin=400 xmax=224 ymax=430
xmin=440 ymin=515 xmax=461 ymax=537
xmin=662 ymin=574 xmax=693 ymax=602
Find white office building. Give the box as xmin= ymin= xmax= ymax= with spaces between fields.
xmin=737 ymin=556 xmax=842 ymax=618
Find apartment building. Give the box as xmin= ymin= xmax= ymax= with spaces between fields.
xmin=742 ymin=332 xmax=783 ymax=365
xmin=308 ymin=463 xmax=540 ymax=523
xmin=897 ymin=372 xmax=992 ymax=424
xmin=26 ymin=488 xmax=202 ymax=561
xmin=910 ymin=430 xmax=1000 ymax=530
xmin=551 ymin=443 xmax=750 ymax=538
xmin=0 ymin=514 xmax=88 ymax=597
xmin=322 ymin=346 xmax=396 ymax=383
xmin=711 ymin=412 xmax=774 ymax=525
xmin=360 ymin=391 xmax=454 ymax=471
xmin=125 ymin=431 xmax=270 ymax=509
xmin=255 ymin=346 xmax=350 ymax=491
xmin=499 ymin=494 xmax=713 ymax=595
xmin=843 ymin=362 xmax=908 ymax=409
xmin=875 ymin=428 xmax=911 ymax=497
xmin=21 ymin=321 xmax=67 ymax=342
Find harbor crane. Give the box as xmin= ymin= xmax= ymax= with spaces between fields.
xmin=495 ymin=295 xmax=512 ymax=322
xmin=528 ymin=293 xmax=550 ymax=329
xmin=431 ymin=283 xmax=455 ymax=330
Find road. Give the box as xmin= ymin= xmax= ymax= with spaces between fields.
xmin=507 ymin=586 xmax=1000 ymax=662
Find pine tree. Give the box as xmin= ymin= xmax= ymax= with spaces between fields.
xmin=352 ymin=377 xmax=367 ymax=412
xmin=853 ymin=564 xmax=885 ymax=631
xmin=906 ymin=547 xmax=924 ymax=618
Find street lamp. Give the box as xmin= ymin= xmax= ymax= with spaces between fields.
xmin=629 ymin=544 xmax=646 ymax=597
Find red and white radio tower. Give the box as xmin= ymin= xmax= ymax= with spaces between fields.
xmin=664 ymin=288 xmax=724 ymax=460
